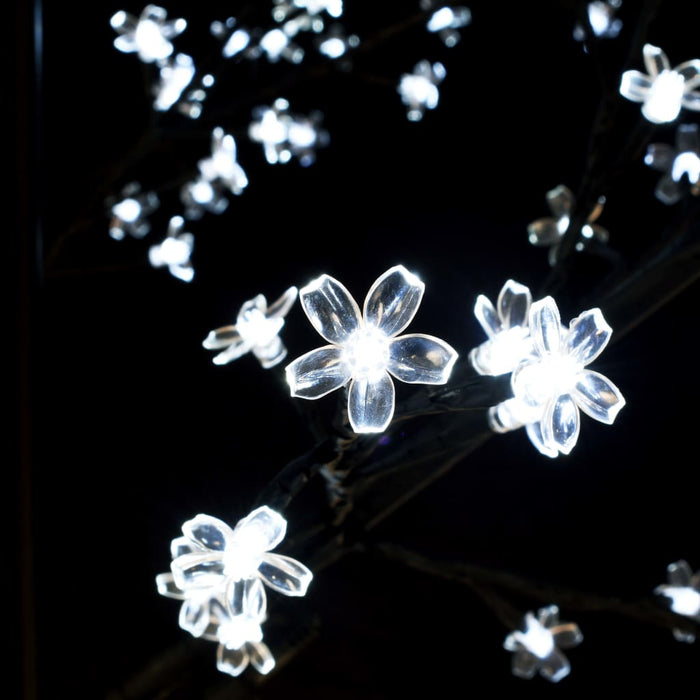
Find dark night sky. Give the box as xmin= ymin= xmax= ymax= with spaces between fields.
xmin=12 ymin=1 xmax=700 ymax=698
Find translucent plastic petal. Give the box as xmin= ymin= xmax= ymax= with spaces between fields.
xmin=363 ymin=265 xmax=425 ymax=338
xmin=527 ymin=218 xmax=561 ymax=246
xmin=565 ymin=308 xmax=611 ymax=365
xmin=541 ymin=649 xmax=571 ymax=683
xmin=529 ymin=297 xmax=562 ymax=356
xmin=668 ymin=560 xmax=694 ymax=586
xmin=285 ymin=346 xmax=351 ymax=399
xmin=178 ymin=597 xmax=209 ymax=637
xmin=542 ymin=395 xmax=580 ymax=455
xmin=589 ymin=223 xmax=609 ymax=244
xmin=619 ymin=69 xmax=653 ymax=102
xmin=681 ymin=90 xmax=700 ymax=112
xmin=473 ymin=294 xmax=500 ymax=337
xmin=258 ymin=552 xmax=314 ymax=596
xmin=233 ymin=505 xmax=287 ymax=553
xmin=113 ymin=34 xmax=138 ymax=54
xmin=675 ymin=123 xmax=700 ymax=152
xmin=170 ymin=535 xmax=201 ymax=559
xmin=537 ymin=605 xmax=560 ymax=628
xmin=217 ymin=644 xmax=249 ymax=677
xmin=155 ymin=572 xmax=185 ymax=599
xmin=546 ymin=184 xmax=574 ymax=219
xmin=228 ymin=578 xmax=267 ymax=619
xmin=387 ymin=334 xmax=458 ymax=384
xmin=202 ymin=325 xmax=242 ymax=350
xmin=675 ymin=59 xmax=700 ymax=82
xmin=643 ymin=44 xmax=670 ymax=77
xmin=497 ymin=279 xmax=531 ymax=330
xmin=183 ymin=514 xmax=234 ymax=552
xmin=526 ymin=421 xmax=559 ymax=458
xmin=299 ymin=274 xmax=362 ymax=344
xmin=645 ymin=142 xmax=674 ymax=172
xmin=171 ymin=551 xmax=226 ymax=590
xmin=252 ymin=336 xmax=287 ymax=369
xmin=266 ymin=286 xmax=298 ymax=318
xmin=348 ymin=373 xmax=395 ymax=433
xmin=654 ymin=173 xmax=682 ymax=205
xmin=572 ymin=370 xmax=625 ymax=424
xmin=511 ymin=648 xmax=539 ymax=679
xmin=248 ymin=641 xmax=276 ymax=675
xmin=551 ymin=623 xmax=584 ymax=650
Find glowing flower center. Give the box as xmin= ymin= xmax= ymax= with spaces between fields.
xmin=400 ymin=75 xmax=439 ymax=108
xmin=516 ymin=353 xmax=580 ymax=406
xmin=237 ymin=306 xmax=282 ymax=346
xmin=343 ymin=327 xmax=390 ymax=380
xmin=517 ymin=615 xmax=555 ymax=659
xmin=475 ymin=326 xmax=532 ymax=376
xmin=135 ymin=20 xmax=171 ymax=61
xmin=222 ymin=543 xmax=263 ymax=581
xmin=191 ymin=179 xmax=215 ymax=204
xmin=158 ymin=237 xmax=191 ymax=265
xmin=113 ymin=197 xmax=142 ymax=222
xmin=643 ymin=70 xmax=685 ymax=123
xmin=219 ymin=617 xmax=264 ymax=649
xmin=665 ymin=586 xmax=700 ymax=617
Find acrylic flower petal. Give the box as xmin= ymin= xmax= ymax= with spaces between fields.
xmin=643 ymin=44 xmax=670 ymax=77
xmin=179 ymin=596 xmax=210 ymax=637
xmin=540 ymin=648 xmax=571 ymax=683
xmin=170 ymin=535 xmax=202 ymax=559
xmin=498 ymin=279 xmax=531 ymax=330
xmin=526 ymin=420 xmax=559 ymax=458
xmin=348 ymin=373 xmax=395 ymax=433
xmin=266 ymin=285 xmax=299 ymax=318
xmin=387 ymin=334 xmax=458 ymax=384
xmin=552 ymin=623 xmax=584 ymax=649
xmin=258 ymin=552 xmax=314 ymax=596
xmin=217 ymin=644 xmax=249 ymax=677
xmin=668 ymin=560 xmax=694 ymax=587
xmin=546 ymin=184 xmax=574 ymax=219
xmin=573 ymin=369 xmax=625 ymax=424
xmin=363 ymin=264 xmax=425 ymax=338
xmin=511 ymin=648 xmax=539 ymax=679
xmin=473 ymin=294 xmax=500 ymax=337
xmin=233 ymin=505 xmax=288 ymax=553
xmin=155 ymin=572 xmax=185 ymax=599
xmin=565 ymin=308 xmax=612 ymax=365
xmin=229 ymin=577 xmax=267 ymax=618
xmin=183 ymin=514 xmax=235 ymax=552
xmin=247 ymin=641 xmax=276 ymax=675
xmin=537 ymin=604 xmax=560 ymax=628
xmin=285 ymin=345 xmax=351 ymax=399
xmin=527 ymin=217 xmax=562 ymax=246
xmin=299 ymin=274 xmax=362 ymax=345
xmin=202 ymin=325 xmax=244 ymax=350
xmin=529 ymin=297 xmax=562 ymax=356
xmin=171 ymin=551 xmax=226 ymax=590
xmin=542 ymin=394 xmax=580 ymax=455
xmin=681 ymin=90 xmax=700 ymax=112
xmin=619 ymin=69 xmax=654 ymax=102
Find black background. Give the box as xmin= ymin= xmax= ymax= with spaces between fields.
xmin=12 ymin=1 xmax=700 ymax=698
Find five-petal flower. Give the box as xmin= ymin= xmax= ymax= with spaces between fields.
xmin=285 ymin=265 xmax=458 ymax=434
xmin=654 ymin=559 xmax=700 ymax=643
xmin=645 ymin=123 xmax=700 ymax=205
xmin=203 ymin=286 xmax=299 ymax=368
xmin=148 ymin=215 xmax=195 ymax=282
xmin=106 ymin=182 xmax=159 ymax=240
xmin=488 ymin=296 xmax=625 ymax=457
xmin=619 ymin=44 xmax=700 ymax=124
xmin=504 ymin=605 xmax=583 ymax=683
xmin=398 ymin=60 xmax=446 ymax=121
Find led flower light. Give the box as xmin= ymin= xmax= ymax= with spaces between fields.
xmin=654 ymin=560 xmax=700 ymax=643
xmin=110 ymin=4 xmax=187 ymax=64
xmin=422 ymin=2 xmax=472 ymax=48
xmin=398 ymin=60 xmax=446 ymax=121
xmin=169 ymin=506 xmax=313 ymax=605
xmin=153 ymin=53 xmax=195 ymax=112
xmin=469 ymin=279 xmax=534 ymax=376
xmin=619 ymin=44 xmax=700 ymax=124
xmin=106 ymin=182 xmax=159 ymax=240
xmin=527 ymin=184 xmax=609 ymax=266
xmin=645 ymin=123 xmax=700 ymax=205
xmin=504 ymin=605 xmax=583 ymax=683
xmin=199 ymin=127 xmax=249 ymax=194
xmin=488 ymin=296 xmax=625 ymax=458
xmin=573 ymin=0 xmax=622 ymax=42
xmin=211 ymin=18 xmax=251 ymax=59
xmin=273 ymin=0 xmax=343 ymax=23
xmin=203 ymin=286 xmax=299 ymax=368
xmin=148 ymin=215 xmax=195 ymax=282
xmin=285 ymin=265 xmax=458 ymax=434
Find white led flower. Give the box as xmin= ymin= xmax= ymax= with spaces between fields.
xmin=153 ymin=53 xmax=195 ymax=112
xmin=199 ymin=127 xmax=249 ymax=195
xmin=620 ymin=44 xmax=700 ymax=124
xmin=203 ymin=286 xmax=299 ymax=369
xmin=654 ymin=560 xmax=700 ymax=643
xmin=106 ymin=182 xmax=159 ymax=240
xmin=488 ymin=296 xmax=625 ymax=458
xmin=285 ymin=265 xmax=458 ymax=434
xmin=504 ymin=605 xmax=583 ymax=683
xmin=422 ymin=2 xmax=472 ymax=48
xmin=469 ymin=279 xmax=534 ymax=376
xmin=527 ymin=184 xmax=608 ymax=266
xmin=645 ymin=123 xmax=700 ymax=205
xmin=398 ymin=60 xmax=446 ymax=121
xmin=148 ymin=216 xmax=194 ymax=282
xmin=573 ymin=1 xmax=622 ymax=42
xmin=169 ymin=506 xmax=313 ymax=606
xmin=110 ymin=4 xmax=187 ymax=64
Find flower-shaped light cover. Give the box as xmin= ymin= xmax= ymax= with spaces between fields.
xmin=488 ymin=296 xmax=626 ymax=458
xmin=573 ymin=1 xmax=622 ymax=43
xmin=504 ymin=605 xmax=583 ymax=683
xmin=421 ymin=1 xmax=472 ymax=48
xmin=398 ymin=60 xmax=446 ymax=121
xmin=654 ymin=560 xmax=700 ymax=643
xmin=285 ymin=265 xmax=458 ymax=434
xmin=211 ymin=18 xmax=252 ymax=59
xmin=148 ymin=215 xmax=194 ymax=282
xmin=645 ymin=123 xmax=700 ymax=205
xmin=153 ymin=53 xmax=196 ymax=112
xmin=110 ymin=4 xmax=187 ymax=64
xmin=107 ymin=182 xmax=159 ymax=240
xmin=469 ymin=279 xmax=534 ymax=376
xmin=619 ymin=44 xmax=700 ymax=124
xmin=203 ymin=286 xmax=299 ymax=369
xmin=527 ymin=184 xmax=608 ymax=266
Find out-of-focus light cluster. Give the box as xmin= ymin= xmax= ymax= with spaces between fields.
xmin=573 ymin=0 xmax=622 ymax=42
xmin=148 ymin=215 xmax=195 ymax=282
xmin=107 ymin=182 xmax=160 ymax=241
xmin=645 ymin=123 xmax=700 ymax=204
xmin=655 ymin=560 xmax=700 ymax=643
xmin=421 ymin=1 xmax=472 ymax=47
xmin=398 ymin=60 xmax=446 ymax=121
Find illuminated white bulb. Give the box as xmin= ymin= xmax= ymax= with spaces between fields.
xmin=110 ymin=6 xmax=187 ymax=63
xmin=112 ymin=197 xmax=141 ymax=223
xmin=153 ymin=53 xmax=195 ymax=112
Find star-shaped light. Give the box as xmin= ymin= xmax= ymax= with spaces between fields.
xmin=148 ymin=215 xmax=195 ymax=282
xmin=469 ymin=279 xmax=534 ymax=376
xmin=527 ymin=184 xmax=609 ymax=266
xmin=398 ymin=60 xmax=446 ymax=121
xmin=620 ymin=44 xmax=700 ymax=124
xmin=110 ymin=4 xmax=187 ymax=64
xmin=504 ymin=605 xmax=583 ymax=683
xmin=654 ymin=560 xmax=700 ymax=643
xmin=106 ymin=182 xmax=159 ymax=240
xmin=488 ymin=296 xmax=625 ymax=458
xmin=203 ymin=286 xmax=299 ymax=369
xmin=285 ymin=265 xmax=458 ymax=434
xmin=645 ymin=123 xmax=700 ymax=205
